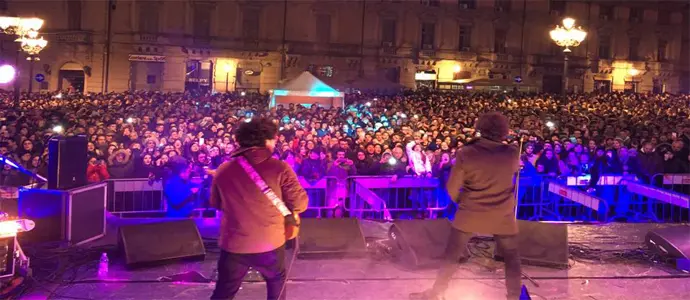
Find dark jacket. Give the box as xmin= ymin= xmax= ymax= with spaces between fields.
xmin=210 ymin=147 xmax=308 ymax=254
xmin=446 ymin=138 xmax=520 ymax=235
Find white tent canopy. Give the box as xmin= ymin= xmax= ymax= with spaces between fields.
xmin=270 ymin=72 xmax=345 ymax=108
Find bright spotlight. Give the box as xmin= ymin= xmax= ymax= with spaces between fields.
xmin=0 ymin=65 xmax=16 ymax=84
xmin=400 ymin=113 xmax=407 ymax=118
xmin=52 ymin=125 xmax=64 ymax=133
xmin=240 ymin=91 xmax=246 ymax=96
xmin=388 ymin=157 xmax=397 ymax=165
xmin=546 ymin=121 xmax=555 ymax=129
xmin=453 ymin=65 xmax=461 ymax=73
xmin=126 ymin=117 xmax=134 ymax=124
xmin=365 ymin=102 xmax=371 ymax=107
xmin=244 ymin=118 xmax=252 ymax=123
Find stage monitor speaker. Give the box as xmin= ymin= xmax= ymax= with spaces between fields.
xmin=297 ymin=218 xmax=367 ymax=259
xmin=118 ymin=219 xmax=206 ymax=268
xmin=646 ymin=225 xmax=690 ymax=260
xmin=389 ymin=219 xmax=452 ymax=269
xmin=494 ymin=220 xmax=569 ymax=269
xmin=48 ymin=135 xmax=88 ymax=190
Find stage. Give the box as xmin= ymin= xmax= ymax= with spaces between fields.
xmin=21 ymin=217 xmax=690 ymax=300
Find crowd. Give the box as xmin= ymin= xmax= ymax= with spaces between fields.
xmin=0 ymin=89 xmax=689 ymax=188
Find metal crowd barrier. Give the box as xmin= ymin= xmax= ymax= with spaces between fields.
xmin=299 ymin=176 xmax=338 ymax=218
xmin=103 ymin=173 xmax=688 ymax=223
xmin=653 ymin=173 xmax=690 ymax=196
xmin=624 ymin=179 xmax=690 ymax=223
xmin=346 ymin=175 xmax=448 ymax=220
xmin=106 ymin=178 xmax=166 ymax=215
xmin=543 ymin=180 xmax=610 ymax=222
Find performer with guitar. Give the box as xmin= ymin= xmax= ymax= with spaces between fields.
xmin=209 ymin=118 xmax=308 ymax=300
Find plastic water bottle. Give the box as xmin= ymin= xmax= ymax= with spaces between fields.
xmin=98 ymin=252 xmax=109 ymax=277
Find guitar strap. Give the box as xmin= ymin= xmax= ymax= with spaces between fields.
xmin=236 ymin=156 xmax=293 ymax=218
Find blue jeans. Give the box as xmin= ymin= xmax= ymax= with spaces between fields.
xmin=211 ymin=246 xmax=286 ymax=300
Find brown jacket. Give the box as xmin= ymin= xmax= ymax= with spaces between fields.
xmin=210 ymin=147 xmax=308 ymax=254
xmin=447 ymin=138 xmax=520 ymax=235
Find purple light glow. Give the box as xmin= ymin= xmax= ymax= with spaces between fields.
xmin=0 ymin=65 xmax=16 ymax=84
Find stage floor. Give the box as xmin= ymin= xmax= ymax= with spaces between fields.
xmin=25 ymin=218 xmax=690 ymax=300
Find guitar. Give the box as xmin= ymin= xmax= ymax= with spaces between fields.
xmin=205 ymin=167 xmax=301 ymax=241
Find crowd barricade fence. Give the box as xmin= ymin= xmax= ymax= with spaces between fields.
xmin=345 ymin=175 xmax=448 ymax=220
xmin=100 ymin=173 xmax=688 ymax=223
xmin=105 ymin=178 xmax=166 ymax=215
xmin=652 ymin=173 xmax=690 ymax=196
xmin=624 ymin=176 xmax=690 ymax=223
xmin=299 ymin=176 xmax=338 ymax=218
xmin=542 ymin=179 xmax=610 ymax=222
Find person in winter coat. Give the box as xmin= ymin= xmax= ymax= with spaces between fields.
xmin=87 ymin=156 xmax=110 ymax=183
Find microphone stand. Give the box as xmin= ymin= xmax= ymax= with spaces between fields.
xmin=512 ymin=135 xmax=539 ymax=288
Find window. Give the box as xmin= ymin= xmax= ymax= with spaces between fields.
xmin=67 ymin=0 xmax=82 ymax=30
xmin=629 ymin=37 xmax=640 ymax=60
xmin=598 ymin=34 xmax=611 ymax=59
xmin=658 ymin=10 xmax=670 ymax=25
xmin=381 ymin=19 xmax=396 ymax=46
xmin=315 ymin=14 xmax=332 ymax=43
xmin=600 ymin=5 xmax=614 ymax=21
xmin=138 ymin=2 xmax=159 ymax=33
xmin=495 ymin=0 xmax=511 ymax=12
xmin=243 ymin=9 xmax=260 ymax=40
xmin=458 ymin=25 xmax=471 ymax=50
xmin=420 ymin=22 xmax=435 ymax=49
xmin=146 ymin=75 xmax=157 ymax=84
xmin=657 ymin=39 xmax=668 ymax=61
xmin=420 ymin=0 xmax=440 ymax=7
xmin=549 ymin=0 xmax=566 ymax=15
xmin=494 ymin=29 xmax=506 ymax=53
xmin=193 ymin=4 xmax=212 ymax=37
xmin=629 ymin=7 xmax=643 ymax=23
xmin=458 ymin=0 xmax=476 ymax=9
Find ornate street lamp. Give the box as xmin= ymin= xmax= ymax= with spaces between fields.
xmin=549 ymin=17 xmax=587 ymax=97
xmin=16 ymin=34 xmax=47 ymax=93
xmin=0 ymin=16 xmax=43 ymax=37
xmin=0 ymin=16 xmax=47 ymax=103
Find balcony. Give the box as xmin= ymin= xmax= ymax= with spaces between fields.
xmin=51 ymin=31 xmax=93 ymax=44
xmin=138 ymin=33 xmax=159 ymax=43
xmin=193 ymin=36 xmax=211 ymax=46
xmin=419 ymin=49 xmax=436 ymax=58
xmin=288 ymin=42 xmax=360 ymax=56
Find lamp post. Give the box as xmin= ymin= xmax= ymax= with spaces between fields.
xmin=549 ymin=17 xmax=587 ymax=98
xmin=17 ymin=31 xmax=47 ymax=94
xmin=628 ymin=68 xmax=640 ymax=93
xmin=0 ymin=16 xmax=46 ymax=108
xmin=223 ymin=63 xmax=232 ymax=92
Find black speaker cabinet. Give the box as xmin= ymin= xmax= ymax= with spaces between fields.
xmin=494 ymin=220 xmax=569 ymax=269
xmin=48 ymin=135 xmax=88 ymax=190
xmin=297 ymin=218 xmax=367 ymax=259
xmin=389 ymin=219 xmax=452 ymax=269
xmin=118 ymin=219 xmax=206 ymax=268
xmin=646 ymin=225 xmax=690 ymax=260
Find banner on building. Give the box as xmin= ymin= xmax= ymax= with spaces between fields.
xmin=128 ymin=55 xmax=166 ymax=62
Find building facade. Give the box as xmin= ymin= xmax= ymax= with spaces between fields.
xmin=0 ymin=0 xmax=687 ymax=94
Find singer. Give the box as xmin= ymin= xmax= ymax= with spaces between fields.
xmin=410 ymin=112 xmax=522 ymax=300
